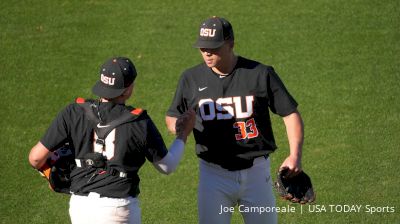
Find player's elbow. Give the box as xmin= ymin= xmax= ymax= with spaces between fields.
xmin=154 ymin=163 xmax=177 ymax=175
xmin=28 ymin=152 xmax=43 ymax=169
xmin=28 ymin=142 xmax=51 ymax=169
xmin=160 ymin=168 xmax=175 ymax=175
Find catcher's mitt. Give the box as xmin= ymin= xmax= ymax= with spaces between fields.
xmin=274 ymin=167 xmax=316 ymax=204
xmin=38 ymin=143 xmax=74 ymax=194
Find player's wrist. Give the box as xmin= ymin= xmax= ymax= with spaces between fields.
xmin=176 ymin=134 xmax=188 ymax=144
xmin=173 ymin=138 xmax=185 ymax=145
xmin=289 ymin=152 xmax=301 ymax=160
xmin=289 ymin=146 xmax=302 ymax=159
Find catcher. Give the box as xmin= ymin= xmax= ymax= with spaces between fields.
xmin=29 ymin=56 xmax=195 ymax=224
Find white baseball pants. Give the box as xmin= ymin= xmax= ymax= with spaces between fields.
xmin=198 ymin=157 xmax=277 ymax=224
xmin=69 ymin=193 xmax=141 ymax=224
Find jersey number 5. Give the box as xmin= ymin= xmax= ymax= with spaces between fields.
xmin=233 ymin=118 xmax=259 ymax=140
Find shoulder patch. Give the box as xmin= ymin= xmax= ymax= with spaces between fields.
xmin=131 ymin=108 xmax=143 ymax=116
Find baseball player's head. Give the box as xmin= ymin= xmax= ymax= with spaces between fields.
xmin=193 ymin=16 xmax=234 ymax=49
xmin=92 ymin=57 xmax=137 ymax=101
xmin=193 ymin=17 xmax=235 ymax=69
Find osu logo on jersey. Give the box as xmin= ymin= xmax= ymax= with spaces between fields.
xmin=200 ymin=28 xmax=216 ymax=37
xmin=198 ymin=96 xmax=259 ymax=140
xmin=199 ymin=96 xmax=254 ymax=120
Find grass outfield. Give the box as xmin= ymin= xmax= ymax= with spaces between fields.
xmin=1 ymin=0 xmax=399 ymax=223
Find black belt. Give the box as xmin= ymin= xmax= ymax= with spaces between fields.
xmin=75 ymin=159 xmax=134 ymax=178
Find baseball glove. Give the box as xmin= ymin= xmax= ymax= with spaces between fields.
xmin=274 ymin=167 xmax=316 ymax=204
xmin=38 ymin=144 xmax=74 ymax=194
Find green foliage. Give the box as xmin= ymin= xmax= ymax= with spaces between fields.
xmin=0 ymin=0 xmax=398 ymax=223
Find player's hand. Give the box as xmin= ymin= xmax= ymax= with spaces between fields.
xmin=175 ymin=109 xmax=196 ymax=143
xmin=279 ymin=155 xmax=302 ymax=179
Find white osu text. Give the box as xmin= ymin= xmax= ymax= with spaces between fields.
xmin=198 ymin=96 xmax=259 ymax=140
xmin=200 ymin=28 xmax=216 ymax=37
xmin=101 ymin=74 xmax=115 ymax=85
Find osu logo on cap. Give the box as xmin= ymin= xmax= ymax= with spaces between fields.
xmin=200 ymin=28 xmax=216 ymax=37
xmin=100 ymin=74 xmax=115 ymax=86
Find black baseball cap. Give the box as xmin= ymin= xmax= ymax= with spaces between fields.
xmin=92 ymin=57 xmax=137 ymax=99
xmin=193 ymin=16 xmax=234 ymax=49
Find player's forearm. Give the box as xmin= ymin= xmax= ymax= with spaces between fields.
xmin=153 ymin=139 xmax=185 ymax=175
xmin=283 ymin=111 xmax=304 ymax=160
xmin=176 ymin=132 xmax=188 ymax=143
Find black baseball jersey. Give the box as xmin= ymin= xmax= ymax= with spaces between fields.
xmin=41 ymin=100 xmax=168 ymax=198
xmin=167 ymin=56 xmax=298 ymax=170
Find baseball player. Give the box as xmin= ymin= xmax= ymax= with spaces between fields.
xmin=29 ymin=57 xmax=195 ymax=224
xmin=166 ymin=17 xmax=304 ymax=224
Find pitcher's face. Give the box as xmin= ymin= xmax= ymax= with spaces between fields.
xmin=199 ymin=41 xmax=233 ymax=68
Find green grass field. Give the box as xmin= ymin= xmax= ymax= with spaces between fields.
xmin=1 ymin=0 xmax=399 ymax=223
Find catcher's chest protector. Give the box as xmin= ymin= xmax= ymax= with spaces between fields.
xmin=39 ymin=99 xmax=143 ymax=194
xmin=74 ymin=98 xmax=143 ymax=177
xmin=75 ymin=97 xmax=142 ymax=148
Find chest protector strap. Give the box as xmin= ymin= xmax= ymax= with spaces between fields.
xmin=75 ymin=97 xmax=143 ymax=147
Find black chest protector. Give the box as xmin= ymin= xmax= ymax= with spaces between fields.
xmin=76 ymin=97 xmax=143 ymax=148
xmin=75 ymin=97 xmax=143 ymax=172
